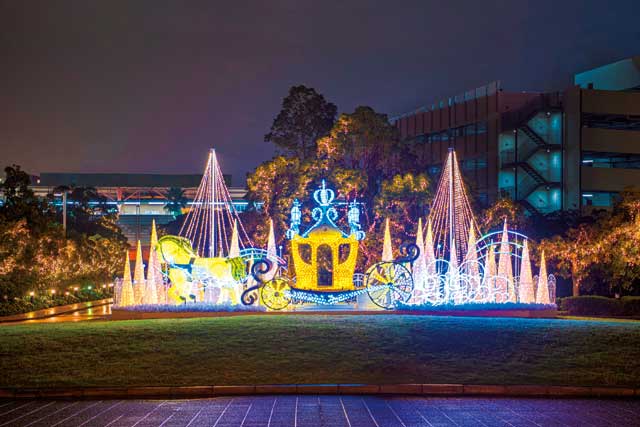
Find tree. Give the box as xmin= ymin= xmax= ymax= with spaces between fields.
xmin=0 ymin=164 xmax=128 ymax=302
xmin=478 ymin=197 xmax=529 ymax=235
xmin=164 ymin=187 xmax=187 ymax=217
xmin=1 ymin=165 xmax=33 ymax=205
xmin=538 ymin=189 xmax=640 ymax=297
xmin=538 ymin=224 xmax=600 ymax=297
xmin=357 ymin=172 xmax=431 ymax=269
xmin=246 ymin=155 xmax=368 ymax=248
xmin=265 ymin=85 xmax=337 ymax=160
xmin=1 ymin=165 xmax=54 ymax=233
xmin=317 ymin=106 xmax=401 ymax=196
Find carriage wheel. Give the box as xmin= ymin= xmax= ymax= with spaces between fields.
xmin=365 ymin=262 xmax=414 ymax=309
xmin=260 ymin=277 xmax=292 ymax=310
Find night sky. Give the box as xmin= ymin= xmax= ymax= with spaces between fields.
xmin=1 ymin=1 xmax=638 ymax=185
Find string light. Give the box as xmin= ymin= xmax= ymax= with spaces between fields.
xmin=180 ymin=148 xmax=253 ymax=257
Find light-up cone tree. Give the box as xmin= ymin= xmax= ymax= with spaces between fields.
xmin=229 ymin=219 xmax=240 ymax=258
xmin=264 ymin=218 xmax=278 ymax=282
xmin=423 ymin=218 xmax=440 ymax=302
xmin=133 ymin=240 xmax=145 ymax=304
xmin=518 ymin=239 xmax=535 ymax=303
xmin=463 ymin=225 xmax=481 ymax=300
xmin=149 ymin=220 xmax=167 ymax=304
xmin=143 ymin=222 xmax=159 ymax=305
xmin=410 ymin=217 xmax=428 ymax=304
xmin=143 ymin=254 xmax=158 ymax=305
xmin=536 ymin=251 xmax=551 ymax=304
xmin=482 ymin=243 xmax=497 ymax=302
xmin=180 ymin=148 xmax=252 ymax=258
xmin=267 ymin=218 xmax=277 ymax=257
xmin=428 ymin=148 xmax=479 ymax=303
xmin=496 ymin=220 xmax=515 ymax=303
xmin=428 ymin=148 xmax=479 ymax=263
xmin=119 ymin=251 xmax=135 ymax=306
xmin=382 ymin=217 xmax=393 ymax=262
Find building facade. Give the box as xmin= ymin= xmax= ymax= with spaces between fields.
xmin=392 ymin=56 xmax=640 ymax=215
xmin=29 ymin=173 xmax=250 ymax=247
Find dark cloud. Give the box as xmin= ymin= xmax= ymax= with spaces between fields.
xmin=1 ymin=0 xmax=638 ymax=184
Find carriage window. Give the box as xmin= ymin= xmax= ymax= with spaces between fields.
xmin=317 ymin=244 xmax=333 ymax=287
xmin=338 ymin=244 xmax=350 ymax=263
xmin=298 ymin=244 xmax=312 ymax=264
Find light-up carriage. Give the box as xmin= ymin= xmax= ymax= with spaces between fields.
xmin=241 ymin=181 xmax=418 ymax=310
xmin=155 ymin=234 xmax=287 ymax=305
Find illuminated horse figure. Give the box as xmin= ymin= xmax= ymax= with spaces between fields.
xmin=156 ymin=235 xmax=247 ymax=305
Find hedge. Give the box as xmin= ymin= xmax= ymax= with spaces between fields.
xmin=0 ymin=289 xmax=111 ymax=317
xmin=559 ymin=295 xmax=640 ymax=317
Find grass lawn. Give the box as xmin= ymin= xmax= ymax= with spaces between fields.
xmin=1 ymin=315 xmax=639 ymax=388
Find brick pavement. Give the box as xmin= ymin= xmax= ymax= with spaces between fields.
xmin=0 ymin=395 xmax=638 ymax=427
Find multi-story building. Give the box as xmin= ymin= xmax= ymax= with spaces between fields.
xmin=29 ymin=172 xmax=250 ymax=247
xmin=565 ymin=57 xmax=640 ymax=212
xmin=392 ymin=56 xmax=640 ymax=215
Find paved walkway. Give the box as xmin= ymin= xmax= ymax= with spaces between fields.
xmin=0 ymin=299 xmax=112 ymax=324
xmin=0 ymin=396 xmax=638 ymax=426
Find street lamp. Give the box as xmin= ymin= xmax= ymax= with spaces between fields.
xmin=54 ymin=189 xmax=71 ymax=236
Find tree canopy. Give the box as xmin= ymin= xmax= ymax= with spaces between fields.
xmin=265 ymin=85 xmax=337 ymax=160
xmin=0 ymin=165 xmax=127 ymax=300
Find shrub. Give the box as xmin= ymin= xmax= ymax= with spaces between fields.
xmin=621 ymin=296 xmax=640 ymax=316
xmin=559 ymin=296 xmax=625 ymax=316
xmin=0 ymin=288 xmax=112 ymax=317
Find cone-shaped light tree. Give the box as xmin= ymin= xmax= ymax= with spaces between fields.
xmin=536 ymin=251 xmax=551 ymax=304
xmin=518 ymin=239 xmax=535 ymax=303
xmin=150 ymin=219 xmax=167 ymax=304
xmin=424 ymin=218 xmax=437 ymax=277
xmin=133 ymin=240 xmax=145 ymax=305
xmin=497 ymin=220 xmax=515 ymax=302
xmin=428 ymin=148 xmax=478 ymax=262
xmin=143 ymin=227 xmax=159 ymax=305
xmin=482 ymin=242 xmax=497 ymax=302
xmin=229 ymin=219 xmax=240 ymax=258
xmin=119 ymin=251 xmax=135 ymax=306
xmin=464 ymin=225 xmax=481 ymax=299
xmin=423 ymin=218 xmax=440 ymax=302
xmin=180 ymin=148 xmax=252 ymax=258
xmin=410 ymin=217 xmax=428 ymax=304
xmin=267 ymin=218 xmax=277 ymax=258
xmin=382 ymin=217 xmax=393 ymax=262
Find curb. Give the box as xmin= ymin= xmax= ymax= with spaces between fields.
xmin=0 ymin=384 xmax=637 ymax=400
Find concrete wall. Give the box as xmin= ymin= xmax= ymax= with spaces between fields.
xmin=582 ymin=90 xmax=640 ymax=116
xmin=581 ymin=167 xmax=640 ymax=192
xmin=563 ymin=87 xmax=582 ymax=211
xmin=582 ymin=128 xmax=640 ymax=155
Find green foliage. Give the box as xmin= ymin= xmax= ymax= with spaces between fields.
xmin=540 ymin=188 xmax=640 ymax=297
xmin=559 ymin=296 xmax=626 ymax=316
xmin=0 ymin=288 xmax=111 ymax=317
xmin=251 ymin=89 xmax=427 ymax=261
xmin=0 ymin=165 xmax=128 ymax=302
xmin=559 ymin=296 xmax=640 ymax=317
xmin=478 ymin=197 xmax=529 ymax=235
xmin=164 ymin=187 xmax=187 ymax=217
xmin=265 ymin=85 xmax=337 ymax=160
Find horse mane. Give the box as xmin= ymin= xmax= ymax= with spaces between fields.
xmin=158 ymin=235 xmax=198 ymax=262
